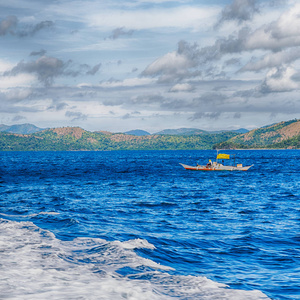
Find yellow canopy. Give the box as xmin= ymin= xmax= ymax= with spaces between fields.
xmin=217 ymin=153 xmax=230 ymax=160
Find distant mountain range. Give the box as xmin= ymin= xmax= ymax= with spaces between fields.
xmin=215 ymin=119 xmax=300 ymax=149
xmin=124 ymin=129 xmax=150 ymax=136
xmin=0 ymin=123 xmax=45 ymax=134
xmin=0 ymin=119 xmax=299 ymax=150
xmin=154 ymin=128 xmax=249 ymax=135
xmin=0 ymin=123 xmax=248 ymax=136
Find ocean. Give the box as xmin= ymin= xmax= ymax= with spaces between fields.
xmin=0 ymin=150 xmax=299 ymax=299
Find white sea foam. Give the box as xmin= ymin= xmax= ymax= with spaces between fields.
xmin=118 ymin=238 xmax=156 ymax=250
xmin=0 ymin=218 xmax=270 ymax=300
xmin=0 ymin=211 xmax=60 ymax=218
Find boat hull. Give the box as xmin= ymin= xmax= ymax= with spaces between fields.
xmin=179 ymin=163 xmax=253 ymax=171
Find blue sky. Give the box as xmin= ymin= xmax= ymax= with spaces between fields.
xmin=1 ymin=0 xmax=300 ymax=133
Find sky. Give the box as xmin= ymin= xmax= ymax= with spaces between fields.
xmin=1 ymin=0 xmax=300 ymax=133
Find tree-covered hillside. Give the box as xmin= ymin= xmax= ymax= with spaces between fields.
xmin=0 ymin=127 xmax=239 ymax=151
xmin=215 ymin=119 xmax=300 ymax=149
xmin=1 ymin=119 xmax=300 ymax=151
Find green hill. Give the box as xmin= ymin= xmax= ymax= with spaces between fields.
xmin=1 ymin=120 xmax=300 ymax=151
xmin=154 ymin=128 xmax=249 ymax=135
xmin=155 ymin=128 xmax=208 ymax=135
xmin=0 ymin=127 xmax=238 ymax=151
xmin=0 ymin=123 xmax=45 ymax=134
xmin=124 ymin=130 xmax=150 ymax=136
xmin=215 ymin=119 xmax=300 ymax=149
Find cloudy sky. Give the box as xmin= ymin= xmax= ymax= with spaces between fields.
xmin=1 ymin=0 xmax=300 ymax=132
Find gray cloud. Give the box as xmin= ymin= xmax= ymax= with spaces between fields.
xmin=240 ymin=48 xmax=300 ymax=72
xmin=0 ymin=16 xmax=54 ymax=37
xmin=190 ymin=112 xmax=222 ymax=120
xmin=122 ymin=113 xmax=132 ymax=119
xmin=169 ymin=83 xmax=195 ymax=93
xmin=142 ymin=31 xmax=249 ymax=83
xmin=216 ymin=0 xmax=259 ymax=28
xmin=75 ymin=62 xmax=102 ymax=76
xmin=259 ymin=66 xmax=299 ymax=93
xmin=223 ymin=58 xmax=241 ymax=68
xmin=86 ymin=63 xmax=101 ymax=75
xmin=109 ymin=27 xmax=134 ymax=39
xmin=48 ymin=102 xmax=69 ymax=111
xmin=12 ymin=115 xmax=26 ymax=122
xmin=142 ymin=10 xmax=300 ymax=95
xmin=233 ymin=88 xmax=263 ymax=99
xmin=0 ymin=89 xmax=41 ymax=113
xmin=234 ymin=112 xmax=242 ymax=119
xmin=142 ymin=40 xmax=203 ymax=83
xmin=244 ymin=6 xmax=300 ymax=52
xmin=4 ymin=56 xmax=102 ymax=86
xmin=291 ymin=72 xmax=300 ymax=82
xmin=194 ymin=92 xmax=228 ymax=106
xmin=5 ymin=56 xmax=66 ymax=86
xmin=0 ymin=16 xmax=17 ymax=36
xmin=30 ymin=49 xmax=47 ymax=56
xmin=65 ymin=111 xmax=88 ymax=121
xmin=129 ymin=94 xmax=165 ymax=105
xmin=18 ymin=21 xmax=54 ymax=37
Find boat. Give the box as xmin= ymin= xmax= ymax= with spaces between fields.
xmin=180 ymin=152 xmax=253 ymax=171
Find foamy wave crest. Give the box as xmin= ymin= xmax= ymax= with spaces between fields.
xmin=118 ymin=238 xmax=156 ymax=250
xmin=0 ymin=211 xmax=60 ymax=218
xmin=0 ymin=218 xmax=270 ymax=300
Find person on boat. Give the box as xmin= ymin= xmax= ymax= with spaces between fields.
xmin=206 ymin=160 xmax=212 ymax=167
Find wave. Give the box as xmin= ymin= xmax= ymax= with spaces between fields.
xmin=0 ymin=211 xmax=60 ymax=218
xmin=0 ymin=218 xmax=269 ymax=300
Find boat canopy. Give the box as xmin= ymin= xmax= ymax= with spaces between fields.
xmin=217 ymin=153 xmax=230 ymax=160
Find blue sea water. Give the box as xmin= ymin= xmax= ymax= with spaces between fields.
xmin=0 ymin=150 xmax=299 ymax=299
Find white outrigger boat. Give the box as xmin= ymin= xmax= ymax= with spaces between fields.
xmin=180 ymin=152 xmax=253 ymax=171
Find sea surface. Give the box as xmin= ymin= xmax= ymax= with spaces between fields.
xmin=0 ymin=150 xmax=299 ymax=300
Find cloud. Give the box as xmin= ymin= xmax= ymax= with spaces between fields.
xmin=142 ymin=50 xmax=191 ymax=77
xmin=0 ymin=88 xmax=42 ymax=113
xmin=30 ymin=49 xmax=47 ymax=56
xmin=0 ymin=16 xmax=54 ymax=37
xmin=0 ymin=73 xmax=36 ymax=89
xmin=193 ymin=92 xmax=228 ymax=107
xmin=98 ymin=77 xmax=154 ymax=88
xmin=190 ymin=112 xmax=222 ymax=120
xmin=260 ymin=66 xmax=299 ymax=93
xmin=18 ymin=20 xmax=54 ymax=37
xmin=223 ymin=58 xmax=241 ymax=68
xmin=89 ymin=6 xmax=218 ymax=31
xmin=141 ymin=3 xmax=300 ymax=89
xmin=245 ymin=4 xmax=300 ymax=51
xmin=142 ymin=40 xmax=202 ymax=82
xmin=109 ymin=27 xmax=134 ymax=39
xmin=4 ymin=88 xmax=33 ymax=101
xmin=142 ymin=30 xmax=254 ymax=82
xmin=234 ymin=112 xmax=242 ymax=118
xmin=0 ymin=16 xmax=18 ymax=36
xmin=241 ymin=48 xmax=300 ymax=72
xmin=121 ymin=111 xmax=141 ymax=119
xmin=86 ymin=63 xmax=101 ymax=75
xmin=12 ymin=115 xmax=27 ymax=122
xmin=216 ymin=0 xmax=259 ymax=27
xmin=122 ymin=113 xmax=132 ymax=119
xmin=169 ymin=83 xmax=194 ymax=93
xmin=48 ymin=102 xmax=68 ymax=111
xmin=4 ymin=56 xmax=102 ymax=86
xmin=65 ymin=111 xmax=88 ymax=121
xmin=129 ymin=94 xmax=165 ymax=105
xmin=5 ymin=56 xmax=66 ymax=86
